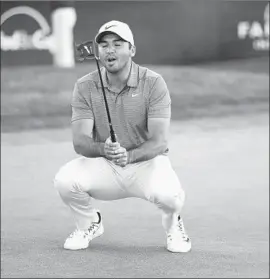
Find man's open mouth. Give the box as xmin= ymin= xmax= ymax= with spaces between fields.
xmin=107 ymin=57 xmax=117 ymax=62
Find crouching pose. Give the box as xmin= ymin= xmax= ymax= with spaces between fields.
xmin=54 ymin=20 xmax=191 ymax=253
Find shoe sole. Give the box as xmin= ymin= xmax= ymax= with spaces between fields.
xmin=167 ymin=245 xmax=191 ymax=253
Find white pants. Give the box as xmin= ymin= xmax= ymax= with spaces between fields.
xmin=54 ymin=155 xmax=185 ymax=233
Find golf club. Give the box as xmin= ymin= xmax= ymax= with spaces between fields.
xmin=75 ymin=40 xmax=117 ymax=143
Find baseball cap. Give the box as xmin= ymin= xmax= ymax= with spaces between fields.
xmin=95 ymin=20 xmax=134 ymax=46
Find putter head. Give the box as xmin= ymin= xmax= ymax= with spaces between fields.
xmin=75 ymin=40 xmax=99 ymax=62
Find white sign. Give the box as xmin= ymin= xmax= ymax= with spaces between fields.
xmin=1 ymin=5 xmax=77 ymax=67
xmin=1 ymin=6 xmax=55 ymax=52
xmin=237 ymin=3 xmax=269 ymax=51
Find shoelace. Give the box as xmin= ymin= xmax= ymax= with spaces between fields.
xmin=168 ymin=219 xmax=189 ymax=242
xmin=176 ymin=219 xmax=189 ymax=241
xmin=68 ymin=223 xmax=99 ymax=239
xmin=88 ymin=223 xmax=99 ymax=234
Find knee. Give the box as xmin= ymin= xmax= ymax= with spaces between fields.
xmin=153 ymin=189 xmax=186 ymax=213
xmin=53 ymin=167 xmax=75 ymax=198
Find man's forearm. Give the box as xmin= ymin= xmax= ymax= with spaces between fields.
xmin=73 ymin=135 xmax=105 ymax=158
xmin=128 ymin=139 xmax=167 ymax=164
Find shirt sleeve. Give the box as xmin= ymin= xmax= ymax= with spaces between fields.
xmin=148 ymin=75 xmax=171 ymax=118
xmin=71 ymin=81 xmax=94 ymax=122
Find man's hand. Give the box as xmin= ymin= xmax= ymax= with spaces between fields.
xmin=104 ymin=137 xmax=120 ymax=160
xmin=104 ymin=137 xmax=129 ymax=167
xmin=112 ymin=147 xmax=128 ymax=167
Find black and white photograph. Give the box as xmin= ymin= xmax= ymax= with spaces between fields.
xmin=1 ymin=0 xmax=269 ymax=277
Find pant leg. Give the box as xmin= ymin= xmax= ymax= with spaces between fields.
xmin=54 ymin=156 xmax=130 ymax=230
xmin=123 ymin=155 xmax=185 ymax=233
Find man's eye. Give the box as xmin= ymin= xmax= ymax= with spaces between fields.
xmin=115 ymin=43 xmax=122 ymax=47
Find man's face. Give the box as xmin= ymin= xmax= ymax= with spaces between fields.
xmin=98 ymin=33 xmax=135 ymax=73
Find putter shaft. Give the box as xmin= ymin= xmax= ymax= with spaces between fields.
xmin=95 ymin=59 xmax=117 ymax=143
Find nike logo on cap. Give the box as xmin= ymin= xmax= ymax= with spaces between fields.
xmin=105 ymin=24 xmax=116 ymax=30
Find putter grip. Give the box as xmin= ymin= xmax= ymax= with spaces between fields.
xmin=110 ymin=130 xmax=116 ymax=143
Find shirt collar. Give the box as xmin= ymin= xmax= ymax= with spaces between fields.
xmin=97 ymin=61 xmax=139 ymax=88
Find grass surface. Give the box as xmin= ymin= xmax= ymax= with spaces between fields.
xmin=1 ymin=114 xmax=269 ymax=278
xmin=1 ymin=58 xmax=269 ymax=277
xmin=1 ymin=57 xmax=269 ymax=132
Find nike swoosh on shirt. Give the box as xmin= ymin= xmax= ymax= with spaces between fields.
xmin=132 ymin=93 xmax=140 ymax=97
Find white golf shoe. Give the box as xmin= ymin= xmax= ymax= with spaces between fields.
xmin=64 ymin=212 xmax=104 ymax=250
xmin=166 ymin=215 xmax=191 ymax=253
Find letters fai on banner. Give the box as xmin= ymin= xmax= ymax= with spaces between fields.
xmin=237 ymin=3 xmax=269 ymax=51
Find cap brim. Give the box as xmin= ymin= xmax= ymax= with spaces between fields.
xmin=95 ymin=31 xmax=113 ymax=43
xmin=95 ymin=31 xmax=128 ymax=44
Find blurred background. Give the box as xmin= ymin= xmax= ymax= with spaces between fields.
xmin=1 ymin=0 xmax=269 ymax=132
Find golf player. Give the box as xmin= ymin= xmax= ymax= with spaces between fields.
xmin=54 ymin=20 xmax=191 ymax=253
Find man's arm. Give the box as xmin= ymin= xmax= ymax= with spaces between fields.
xmin=127 ymin=117 xmax=170 ymax=163
xmin=71 ymin=81 xmax=121 ymax=159
xmin=71 ymin=81 xmax=105 ymax=157
xmin=72 ymin=119 xmax=105 ymax=157
xmin=126 ymin=75 xmax=171 ymax=164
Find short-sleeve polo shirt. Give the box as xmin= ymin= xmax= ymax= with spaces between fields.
xmin=71 ymin=62 xmax=171 ymax=151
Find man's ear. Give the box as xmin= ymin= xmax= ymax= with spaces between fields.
xmin=131 ymin=45 xmax=136 ymax=57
